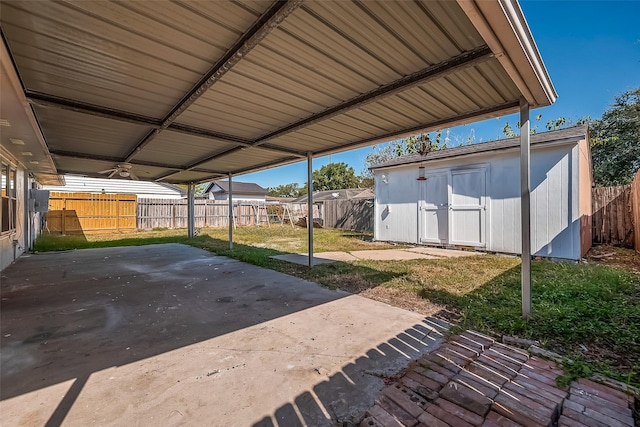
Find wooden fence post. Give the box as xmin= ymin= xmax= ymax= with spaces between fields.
xmin=115 ymin=196 xmax=120 ymax=233
xmin=61 ymin=198 xmax=66 ymax=234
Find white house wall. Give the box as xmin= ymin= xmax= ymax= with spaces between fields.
xmin=375 ymin=142 xmax=583 ymax=260
xmin=1 ymin=165 xmax=32 ymax=271
xmin=43 ymin=176 xmax=185 ymax=199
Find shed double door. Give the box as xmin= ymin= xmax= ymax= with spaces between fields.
xmin=420 ymin=168 xmax=486 ymax=247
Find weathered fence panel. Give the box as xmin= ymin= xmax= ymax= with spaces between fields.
xmin=137 ymin=199 xmax=278 ymax=229
xmin=47 ymin=192 xmax=137 ymax=234
xmin=592 ymin=185 xmax=633 ymax=246
xmin=323 ymin=199 xmax=374 ymax=232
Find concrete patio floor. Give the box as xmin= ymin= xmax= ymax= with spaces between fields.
xmin=272 ymin=247 xmax=483 ymax=265
xmin=0 ymin=244 xmax=448 ymax=426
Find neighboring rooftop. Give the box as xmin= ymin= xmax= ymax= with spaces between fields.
xmin=370 ymin=125 xmax=588 ymax=170
xmin=205 ymin=180 xmax=268 ymax=196
xmin=42 ymin=175 xmax=186 ymax=198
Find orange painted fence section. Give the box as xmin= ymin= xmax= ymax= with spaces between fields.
xmin=46 ymin=192 xmax=137 ymax=234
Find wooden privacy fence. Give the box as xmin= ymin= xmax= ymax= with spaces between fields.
xmin=632 ymin=170 xmax=640 ymax=252
xmin=46 ymin=192 xmax=137 ymax=234
xmin=137 ymin=199 xmax=312 ymax=229
xmin=591 ymin=185 xmax=634 ymax=246
xmin=323 ymin=199 xmax=374 ymax=232
xmin=46 ymin=194 xmax=374 ymax=234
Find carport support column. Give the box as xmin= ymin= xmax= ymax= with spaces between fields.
xmin=520 ymin=98 xmax=532 ymax=320
xmin=307 ymin=152 xmax=314 ymax=267
xmin=187 ymin=182 xmax=195 ymax=239
xmin=228 ymin=173 xmax=233 ymax=250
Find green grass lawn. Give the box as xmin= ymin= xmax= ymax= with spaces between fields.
xmin=33 ymin=227 xmax=640 ymax=387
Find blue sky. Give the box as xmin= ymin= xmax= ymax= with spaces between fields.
xmin=241 ymin=0 xmax=640 ymax=188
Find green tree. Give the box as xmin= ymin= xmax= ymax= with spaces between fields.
xmin=590 ymin=88 xmax=640 ymax=186
xmin=363 ymin=131 xmax=449 ymax=174
xmin=175 ymin=183 xmax=207 ymax=195
xmin=267 ymin=183 xmax=305 ymax=197
xmin=312 ymin=162 xmax=360 ymax=191
xmin=502 ymin=114 xmax=561 ymax=137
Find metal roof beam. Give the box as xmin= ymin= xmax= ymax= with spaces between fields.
xmin=169 ymin=123 xmax=306 ymax=158
xmin=123 ymin=0 xmax=304 ymax=163
xmin=49 ymin=149 xmax=221 ymax=174
xmin=26 ymin=91 xmax=161 ymax=127
xmin=184 ymin=144 xmax=305 ymax=172
xmin=26 ymin=92 xmax=307 ymax=158
xmin=230 ymin=156 xmax=302 ymax=176
xmin=253 ymin=45 xmax=493 ymax=146
xmin=312 ymin=100 xmax=520 ymax=157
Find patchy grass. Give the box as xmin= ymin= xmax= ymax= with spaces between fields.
xmin=33 ymin=227 xmax=640 ymax=386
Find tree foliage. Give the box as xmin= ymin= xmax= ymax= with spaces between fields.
xmin=175 ymin=183 xmax=207 ymax=195
xmin=499 ymin=88 xmax=640 ymax=187
xmin=363 ymin=131 xmax=449 ymax=174
xmin=312 ymin=162 xmax=361 ymax=191
xmin=502 ymin=114 xmax=565 ymax=137
xmin=589 ymin=88 xmax=640 ymax=186
xmin=267 ymin=183 xmax=306 ymax=197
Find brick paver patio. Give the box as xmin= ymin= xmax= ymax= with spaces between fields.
xmin=360 ymin=330 xmax=636 ymax=427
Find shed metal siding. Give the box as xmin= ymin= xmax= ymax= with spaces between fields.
xmin=375 ymin=140 xmax=586 ymax=260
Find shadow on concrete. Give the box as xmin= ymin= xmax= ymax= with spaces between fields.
xmin=0 ymin=243 xmax=412 ymax=424
xmin=252 ymin=316 xmax=451 ymax=426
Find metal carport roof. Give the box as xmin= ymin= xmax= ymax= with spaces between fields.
xmin=1 ymin=0 xmax=556 ymax=185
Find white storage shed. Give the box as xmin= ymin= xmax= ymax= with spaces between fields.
xmin=371 ymin=126 xmax=592 ymax=260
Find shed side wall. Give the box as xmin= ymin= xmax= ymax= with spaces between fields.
xmin=375 ymin=142 xmax=582 ymax=260
xmin=577 ymin=138 xmax=593 ymax=256
xmin=374 ymin=168 xmax=420 ymax=244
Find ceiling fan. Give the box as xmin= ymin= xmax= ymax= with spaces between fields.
xmin=98 ymin=163 xmax=139 ymax=180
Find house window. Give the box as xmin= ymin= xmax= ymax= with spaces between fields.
xmin=1 ymin=162 xmax=17 ymax=233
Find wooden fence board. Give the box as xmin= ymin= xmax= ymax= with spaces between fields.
xmin=631 ymin=170 xmax=640 ymax=252
xmin=46 ymin=192 xmax=137 ymax=234
xmin=591 ymin=185 xmax=632 ymax=246
xmin=323 ymin=199 xmax=374 ymax=232
xmin=46 ymin=194 xmax=375 ymax=235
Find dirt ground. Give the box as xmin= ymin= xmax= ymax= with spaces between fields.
xmin=586 ymin=244 xmax=640 ymax=273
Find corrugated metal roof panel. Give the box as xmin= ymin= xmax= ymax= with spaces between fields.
xmin=52 ymin=156 xmax=170 ymax=181
xmin=1 ymin=0 xmax=556 ymax=183
xmin=134 ymin=131 xmax=236 ymax=167
xmin=162 ymin=170 xmax=218 ymax=184
xmin=1 ymin=0 xmax=275 ymax=119
xmin=197 ymin=147 xmax=284 ymax=172
xmin=34 ymin=106 xmax=152 ymax=158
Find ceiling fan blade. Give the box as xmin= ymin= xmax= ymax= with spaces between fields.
xmin=108 ymin=170 xmax=118 ymax=178
xmin=98 ymin=168 xmax=116 ymax=174
xmin=129 ymin=171 xmax=139 ymax=180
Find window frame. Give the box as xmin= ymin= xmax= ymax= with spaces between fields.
xmin=1 ymin=159 xmax=18 ymax=235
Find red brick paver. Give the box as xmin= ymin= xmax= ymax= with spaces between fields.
xmin=361 ymin=330 xmax=637 ymax=427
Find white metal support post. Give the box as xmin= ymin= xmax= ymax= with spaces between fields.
xmin=228 ymin=173 xmax=233 ymax=250
xmin=520 ymin=98 xmax=532 ymax=319
xmin=187 ymin=182 xmax=195 ymax=239
xmin=307 ymin=152 xmax=314 ymax=267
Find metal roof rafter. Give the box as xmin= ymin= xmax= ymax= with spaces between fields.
xmin=48 ymin=149 xmax=223 ymax=174
xmin=25 ymin=91 xmax=307 ymax=158
xmin=123 ymin=0 xmax=304 ymax=163
xmin=312 ymin=99 xmax=521 ymax=157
